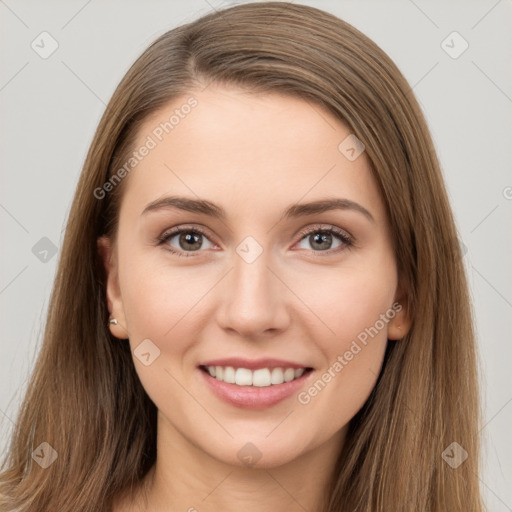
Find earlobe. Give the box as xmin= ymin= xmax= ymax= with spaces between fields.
xmin=387 ymin=282 xmax=412 ymax=340
xmin=387 ymin=301 xmax=411 ymax=340
xmin=97 ymin=236 xmax=129 ymax=339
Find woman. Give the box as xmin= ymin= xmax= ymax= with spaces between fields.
xmin=0 ymin=2 xmax=484 ymax=511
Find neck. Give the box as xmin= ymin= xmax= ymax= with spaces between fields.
xmin=118 ymin=411 xmax=346 ymax=512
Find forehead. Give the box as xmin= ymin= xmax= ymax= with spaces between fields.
xmin=120 ymin=85 xmax=384 ymax=221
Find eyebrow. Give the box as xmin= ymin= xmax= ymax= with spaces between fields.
xmin=141 ymin=195 xmax=375 ymax=223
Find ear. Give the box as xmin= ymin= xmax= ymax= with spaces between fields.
xmin=387 ymin=279 xmax=412 ymax=340
xmin=97 ymin=236 xmax=129 ymax=339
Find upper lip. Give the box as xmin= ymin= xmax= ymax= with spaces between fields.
xmin=199 ymin=358 xmax=313 ymax=370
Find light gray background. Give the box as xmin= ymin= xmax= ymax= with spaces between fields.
xmin=1 ymin=0 xmax=511 ymax=509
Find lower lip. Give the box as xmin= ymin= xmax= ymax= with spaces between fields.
xmin=199 ymin=367 xmax=313 ymax=409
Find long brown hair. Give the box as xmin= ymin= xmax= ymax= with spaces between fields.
xmin=0 ymin=2 xmax=483 ymax=510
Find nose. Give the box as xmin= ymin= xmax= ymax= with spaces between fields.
xmin=216 ymin=248 xmax=291 ymax=339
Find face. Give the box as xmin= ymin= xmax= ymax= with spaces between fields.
xmin=98 ymin=85 xmax=409 ymax=469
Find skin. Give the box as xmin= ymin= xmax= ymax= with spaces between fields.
xmin=98 ymin=85 xmax=411 ymax=512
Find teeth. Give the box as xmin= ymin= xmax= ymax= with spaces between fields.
xmin=284 ymin=368 xmax=295 ymax=382
xmin=271 ymin=368 xmax=284 ymax=385
xmin=235 ymin=368 xmax=252 ymax=386
xmin=204 ymin=366 xmax=308 ymax=387
xmin=223 ymin=366 xmax=235 ymax=383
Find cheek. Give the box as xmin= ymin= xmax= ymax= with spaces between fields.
xmin=297 ymin=338 xmax=386 ymax=434
xmin=297 ymin=260 xmax=397 ymax=348
xmin=118 ymin=257 xmax=213 ymax=398
xmin=119 ymin=246 xmax=216 ymax=343
xmin=292 ymin=261 xmax=396 ymax=425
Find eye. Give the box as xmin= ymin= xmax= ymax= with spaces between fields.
xmin=157 ymin=226 xmax=215 ymax=257
xmin=157 ymin=224 xmax=353 ymax=258
xmin=294 ymin=225 xmax=353 ymax=256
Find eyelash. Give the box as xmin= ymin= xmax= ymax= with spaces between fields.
xmin=156 ymin=224 xmax=354 ymax=258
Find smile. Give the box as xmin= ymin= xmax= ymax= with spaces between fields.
xmin=200 ymin=365 xmax=312 ymax=387
xmin=198 ymin=363 xmax=314 ymax=409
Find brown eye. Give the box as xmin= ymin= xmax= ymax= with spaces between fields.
xmin=294 ymin=226 xmax=353 ymax=255
xmin=158 ymin=227 xmax=215 ymax=257
xmin=175 ymin=231 xmax=203 ymax=251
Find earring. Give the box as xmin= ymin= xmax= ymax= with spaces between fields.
xmin=109 ymin=317 xmax=118 ymax=326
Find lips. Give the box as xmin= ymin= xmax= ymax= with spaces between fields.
xmin=198 ymin=357 xmax=314 ymax=408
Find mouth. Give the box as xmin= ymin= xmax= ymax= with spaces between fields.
xmin=198 ymin=362 xmax=314 ymax=409
xmin=199 ymin=365 xmax=314 ymax=387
